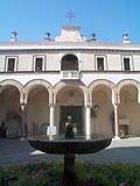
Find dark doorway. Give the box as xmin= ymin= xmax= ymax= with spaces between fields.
xmin=60 ymin=106 xmax=83 ymax=135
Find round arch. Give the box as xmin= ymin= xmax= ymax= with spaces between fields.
xmin=89 ymin=79 xmax=116 ymax=104
xmin=89 ymin=79 xmax=115 ymax=93
xmin=24 ymin=79 xmax=53 ymax=104
xmin=0 ymin=79 xmax=24 ymax=103
xmin=54 ymin=81 xmax=88 ymax=105
xmin=117 ymin=79 xmax=140 ymax=94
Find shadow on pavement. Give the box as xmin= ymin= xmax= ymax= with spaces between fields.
xmin=0 ymin=139 xmax=140 ymax=166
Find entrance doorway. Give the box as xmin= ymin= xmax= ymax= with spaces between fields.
xmin=60 ymin=106 xmax=83 ymax=135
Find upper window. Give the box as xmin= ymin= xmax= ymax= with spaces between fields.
xmin=96 ymin=57 xmax=105 ymax=71
xmin=35 ymin=57 xmax=43 ymax=71
xmin=34 ymin=56 xmax=45 ymax=71
xmin=7 ymin=57 xmax=16 ymax=72
xmin=123 ymin=57 xmax=130 ymax=71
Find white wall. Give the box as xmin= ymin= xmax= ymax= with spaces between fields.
xmin=18 ymin=55 xmax=33 ymax=71
xmin=47 ymin=53 xmax=61 ymax=71
xmin=1 ymin=71 xmax=140 ymax=87
xmin=107 ymin=54 xmax=121 ymax=70
xmin=133 ymin=55 xmax=140 ymax=71
xmin=0 ymin=50 xmax=140 ymax=72
xmin=80 ymin=53 xmax=95 ymax=71
xmin=0 ymin=56 xmax=5 ymax=71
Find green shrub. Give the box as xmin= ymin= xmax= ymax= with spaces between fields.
xmin=1 ymin=161 xmax=140 ymax=186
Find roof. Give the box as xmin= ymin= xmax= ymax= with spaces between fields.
xmin=0 ymin=41 xmax=140 ymax=51
xmin=0 ymin=26 xmax=140 ymax=51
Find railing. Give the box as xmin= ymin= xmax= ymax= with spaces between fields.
xmin=61 ymin=71 xmax=80 ymax=80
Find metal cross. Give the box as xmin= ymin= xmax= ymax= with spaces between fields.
xmin=66 ymin=10 xmax=75 ymax=24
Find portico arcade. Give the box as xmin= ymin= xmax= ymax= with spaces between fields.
xmin=26 ymin=79 xmax=140 ymax=138
xmin=0 ymin=78 xmax=140 ymax=138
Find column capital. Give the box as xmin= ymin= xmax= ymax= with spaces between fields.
xmin=84 ymin=92 xmax=91 ymax=107
xmin=49 ymin=91 xmax=55 ymax=106
xmin=85 ymin=104 xmax=91 ymax=108
xmin=20 ymin=92 xmax=27 ymax=105
xmin=112 ymin=91 xmax=120 ymax=105
xmin=113 ymin=103 xmax=119 ymax=108
xmin=49 ymin=103 xmax=56 ymax=107
xmin=20 ymin=102 xmax=27 ymax=111
xmin=112 ymin=103 xmax=119 ymax=107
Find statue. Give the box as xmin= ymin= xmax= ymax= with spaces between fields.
xmin=65 ymin=116 xmax=75 ymax=139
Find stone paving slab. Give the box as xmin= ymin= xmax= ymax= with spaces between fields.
xmin=0 ymin=138 xmax=140 ymax=166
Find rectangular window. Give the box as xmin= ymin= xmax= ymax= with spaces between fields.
xmin=35 ymin=57 xmax=43 ymax=71
xmin=123 ymin=58 xmax=130 ymax=71
xmin=7 ymin=58 xmax=15 ymax=72
xmin=97 ymin=57 xmax=104 ymax=71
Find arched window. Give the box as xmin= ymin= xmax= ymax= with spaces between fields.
xmin=61 ymin=54 xmax=78 ymax=71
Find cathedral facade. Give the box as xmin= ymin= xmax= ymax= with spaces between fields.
xmin=0 ymin=25 xmax=140 ymax=139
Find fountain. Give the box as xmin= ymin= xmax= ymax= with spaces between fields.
xmin=28 ymin=118 xmax=112 ymax=186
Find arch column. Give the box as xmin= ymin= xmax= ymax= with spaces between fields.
xmin=85 ymin=92 xmax=91 ymax=137
xmin=85 ymin=105 xmax=91 ymax=137
xmin=49 ymin=104 xmax=56 ymax=137
xmin=49 ymin=91 xmax=56 ymax=137
xmin=112 ymin=91 xmax=120 ymax=139
xmin=113 ymin=104 xmax=119 ymax=138
xmin=20 ymin=103 xmax=27 ymax=139
xmin=138 ymin=88 xmax=140 ymax=103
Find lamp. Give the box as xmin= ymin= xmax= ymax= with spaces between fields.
xmin=91 ymin=104 xmax=100 ymax=118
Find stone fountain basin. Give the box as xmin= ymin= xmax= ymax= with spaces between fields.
xmin=28 ymin=135 xmax=112 ymax=154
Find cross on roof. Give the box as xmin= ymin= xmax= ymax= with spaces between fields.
xmin=66 ymin=10 xmax=75 ymax=24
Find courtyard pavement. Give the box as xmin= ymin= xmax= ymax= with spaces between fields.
xmin=1 ymin=137 xmax=140 ymax=166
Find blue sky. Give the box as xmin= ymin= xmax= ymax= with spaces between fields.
xmin=0 ymin=0 xmax=140 ymax=42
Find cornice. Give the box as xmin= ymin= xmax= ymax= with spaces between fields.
xmin=0 ymin=41 xmax=140 ymax=52
xmin=1 ymin=70 xmax=140 ymax=74
xmin=0 ymin=48 xmax=140 ymax=54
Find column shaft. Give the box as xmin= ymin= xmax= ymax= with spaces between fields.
xmin=85 ymin=106 xmax=91 ymax=137
xmin=113 ymin=104 xmax=119 ymax=138
xmin=21 ymin=104 xmax=27 ymax=138
xmin=49 ymin=105 xmax=55 ymax=136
